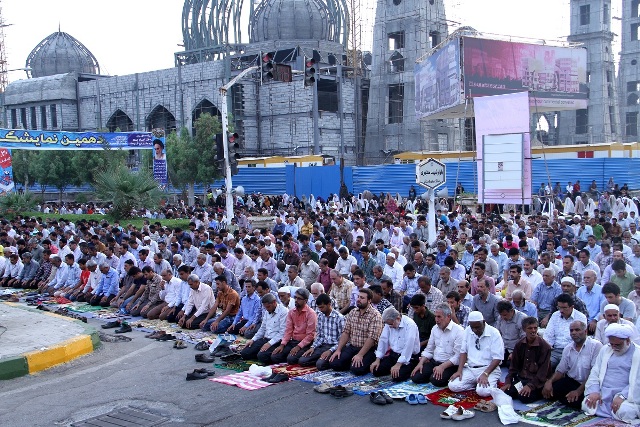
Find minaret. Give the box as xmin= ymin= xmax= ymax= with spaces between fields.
xmin=364 ymin=0 xmax=452 ymax=163
xmin=559 ymin=0 xmax=619 ymax=144
xmin=618 ymin=0 xmax=640 ymax=142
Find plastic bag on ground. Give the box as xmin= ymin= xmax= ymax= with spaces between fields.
xmin=489 ymin=387 xmax=520 ymax=425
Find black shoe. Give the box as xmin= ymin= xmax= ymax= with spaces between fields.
xmin=195 ymin=354 xmax=215 ymax=363
xmin=213 ymin=344 xmax=230 ymax=357
xmin=101 ymin=321 xmax=121 ymax=329
xmin=186 ymin=371 xmax=209 ymax=381
xmin=220 ymin=352 xmax=242 ymax=362
xmin=193 ymin=368 xmax=215 ymax=376
xmin=261 ymin=372 xmax=278 ymax=383
xmin=114 ymin=323 xmax=132 ymax=333
xmin=267 ymin=373 xmax=290 ymax=383
xmin=370 ymin=391 xmax=388 ymax=405
xmin=156 ymin=334 xmax=175 ymax=341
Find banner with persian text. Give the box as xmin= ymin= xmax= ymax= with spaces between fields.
xmin=0 ymin=129 xmax=166 ymax=189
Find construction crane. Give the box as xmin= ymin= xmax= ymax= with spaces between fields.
xmin=347 ymin=0 xmax=362 ymax=74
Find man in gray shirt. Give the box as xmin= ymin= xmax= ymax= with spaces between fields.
xmin=471 ymin=278 xmax=500 ymax=327
xmin=495 ymin=300 xmax=526 ymax=365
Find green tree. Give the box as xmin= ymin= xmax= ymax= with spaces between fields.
xmin=93 ymin=166 xmax=162 ymax=220
xmin=69 ymin=150 xmax=128 ymax=187
xmin=11 ymin=150 xmax=37 ymax=188
xmin=30 ymin=151 xmax=73 ymax=201
xmin=166 ymin=113 xmax=224 ymax=204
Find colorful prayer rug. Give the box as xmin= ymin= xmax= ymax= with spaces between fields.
xmin=66 ymin=303 xmax=105 ymax=313
xmin=292 ymin=370 xmax=361 ymax=385
xmin=338 ymin=373 xmax=395 ymax=396
xmin=214 ymin=360 xmax=257 ymax=372
xmin=382 ymin=380 xmax=444 ymax=399
xmin=578 ymin=418 xmax=637 ymax=427
xmin=270 ymin=363 xmax=318 ymax=378
xmin=425 ymin=387 xmax=492 ymax=409
xmin=518 ymin=401 xmax=596 ymax=427
xmin=210 ymin=371 xmax=282 ymax=390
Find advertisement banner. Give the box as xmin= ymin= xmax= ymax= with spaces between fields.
xmin=151 ymin=128 xmax=167 ymax=188
xmin=415 ymin=39 xmax=462 ymax=120
xmin=0 ymin=149 xmax=14 ymax=194
xmin=0 ymin=129 xmax=155 ymax=150
xmin=463 ymin=37 xmax=588 ymax=110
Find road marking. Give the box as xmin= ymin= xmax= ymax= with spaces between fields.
xmin=0 ymin=343 xmax=156 ymax=398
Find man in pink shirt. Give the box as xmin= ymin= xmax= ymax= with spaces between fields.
xmin=271 ymin=288 xmax=318 ymax=364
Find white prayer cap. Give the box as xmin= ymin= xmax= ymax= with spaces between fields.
xmin=560 ymin=277 xmax=576 ymax=286
xmin=468 ymin=311 xmax=484 ymax=322
xmin=605 ymin=323 xmax=633 ymax=339
xmin=278 ymin=286 xmax=291 ymax=294
xmin=314 ymin=241 xmax=323 ymax=246
xmin=386 ymin=252 xmax=396 ymax=259
xmin=603 ymin=304 xmax=619 ymax=313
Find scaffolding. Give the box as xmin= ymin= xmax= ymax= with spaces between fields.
xmin=0 ymin=1 xmax=8 ymax=92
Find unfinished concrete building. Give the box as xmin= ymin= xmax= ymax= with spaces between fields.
xmin=619 ymin=0 xmax=640 ymax=142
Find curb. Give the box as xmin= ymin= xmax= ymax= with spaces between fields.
xmin=0 ymin=303 xmax=100 ymax=380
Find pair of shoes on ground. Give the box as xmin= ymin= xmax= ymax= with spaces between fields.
xmin=173 ymin=340 xmax=187 ymax=349
xmin=195 ymin=353 xmax=215 ymax=363
xmin=473 ymin=399 xmax=497 ymax=412
xmin=441 ymin=405 xmax=475 ymax=420
xmin=212 ymin=344 xmax=233 ymax=357
xmin=102 ymin=320 xmax=121 ymax=329
xmin=326 ymin=385 xmax=353 ymax=398
xmin=405 ymin=393 xmax=428 ymax=405
xmin=370 ymin=391 xmax=394 ymax=405
xmin=186 ymin=368 xmax=215 ymax=380
xmin=114 ymin=322 xmax=132 ymax=334
xmin=260 ymin=372 xmax=289 ymax=383
xmin=145 ymin=330 xmax=165 ymax=339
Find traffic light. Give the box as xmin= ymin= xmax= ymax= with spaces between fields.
xmin=304 ymin=57 xmax=316 ymax=87
xmin=262 ymin=53 xmax=274 ymax=82
xmin=215 ymin=133 xmax=224 ymax=173
xmin=228 ymin=132 xmax=241 ymax=176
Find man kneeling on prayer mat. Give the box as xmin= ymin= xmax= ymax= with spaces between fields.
xmin=370 ymin=307 xmax=420 ymax=382
xmin=583 ymin=323 xmax=640 ymax=423
xmin=448 ymin=311 xmax=504 ymax=397
xmin=500 ymin=316 xmax=551 ymax=403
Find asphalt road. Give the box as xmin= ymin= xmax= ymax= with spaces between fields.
xmin=0 ymin=319 xmax=513 ymax=427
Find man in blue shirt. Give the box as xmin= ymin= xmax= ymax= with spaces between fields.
xmin=90 ymin=263 xmax=120 ymax=307
xmin=532 ymin=268 xmax=563 ymax=326
xmin=577 ymin=270 xmax=605 ymax=334
xmin=227 ymin=279 xmax=262 ymax=339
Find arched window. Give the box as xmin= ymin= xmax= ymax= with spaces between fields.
xmin=146 ymin=105 xmax=176 ymax=133
xmin=191 ymin=99 xmax=220 ymax=135
xmin=106 ymin=109 xmax=134 ymax=132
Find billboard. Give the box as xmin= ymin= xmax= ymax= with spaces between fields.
xmin=463 ymin=37 xmax=588 ymax=110
xmin=0 ymin=129 xmax=156 ymax=150
xmin=415 ymin=38 xmax=462 ymax=120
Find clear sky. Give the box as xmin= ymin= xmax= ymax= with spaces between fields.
xmin=1 ymin=0 xmax=620 ymax=81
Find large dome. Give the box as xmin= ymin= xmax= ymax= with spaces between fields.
xmin=26 ymin=31 xmax=100 ymax=78
xmin=250 ymin=0 xmax=331 ymax=43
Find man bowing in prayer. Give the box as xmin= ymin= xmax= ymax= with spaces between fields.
xmin=583 ymin=323 xmax=640 ymax=424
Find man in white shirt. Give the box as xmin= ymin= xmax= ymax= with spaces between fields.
xmin=335 ymin=247 xmax=357 ymax=277
xmin=370 ymin=307 xmax=420 ymax=382
xmin=448 ymin=311 xmax=504 ymax=397
xmin=383 ymin=253 xmax=404 ymax=290
xmin=177 ymin=274 xmax=216 ymax=330
xmin=411 ymin=303 xmax=464 ymax=386
xmin=544 ymin=293 xmax=588 ymax=368
xmin=241 ymin=293 xmax=288 ymax=364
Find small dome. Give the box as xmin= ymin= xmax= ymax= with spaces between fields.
xmin=250 ymin=0 xmax=329 ymax=43
xmin=26 ymin=31 xmax=100 ymax=78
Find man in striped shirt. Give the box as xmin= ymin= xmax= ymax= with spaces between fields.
xmin=300 ymin=293 xmax=345 ymax=370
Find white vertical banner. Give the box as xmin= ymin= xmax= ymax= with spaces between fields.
xmin=475 ymin=92 xmax=532 ymax=205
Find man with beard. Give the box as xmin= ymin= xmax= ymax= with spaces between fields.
xmin=583 ymin=324 xmax=640 ymax=423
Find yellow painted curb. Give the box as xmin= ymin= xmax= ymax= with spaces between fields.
xmin=24 ymin=335 xmax=94 ymax=374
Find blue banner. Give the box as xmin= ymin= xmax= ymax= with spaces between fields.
xmin=0 ymin=129 xmax=155 ymax=150
xmin=151 ymin=129 xmax=168 ymax=188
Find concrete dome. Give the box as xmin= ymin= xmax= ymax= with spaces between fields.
xmin=26 ymin=31 xmax=100 ymax=78
xmin=250 ymin=0 xmax=330 ymax=43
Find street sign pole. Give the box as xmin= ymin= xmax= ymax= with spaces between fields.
xmin=416 ymin=159 xmax=447 ymax=247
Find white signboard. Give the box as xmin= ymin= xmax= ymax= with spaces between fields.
xmin=416 ymin=158 xmax=446 ymax=189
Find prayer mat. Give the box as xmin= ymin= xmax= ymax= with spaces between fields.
xmin=210 ymin=371 xmax=283 ymax=390
xmin=66 ymin=303 xmax=105 ymax=313
xmin=292 ymin=370 xmax=361 ymax=385
xmin=382 ymin=381 xmax=444 ymax=399
xmin=426 ymin=387 xmax=492 ymax=409
xmin=518 ymin=401 xmax=595 ymax=427
xmin=578 ymin=418 xmax=637 ymax=427
xmin=214 ymin=360 xmax=257 ymax=372
xmin=339 ymin=374 xmax=395 ymax=396
xmin=270 ymin=363 xmax=318 ymax=378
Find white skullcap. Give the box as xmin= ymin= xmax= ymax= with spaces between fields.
xmin=386 ymin=252 xmax=396 ymax=259
xmin=605 ymin=323 xmax=633 ymax=339
xmin=468 ymin=311 xmax=484 ymax=322
xmin=603 ymin=304 xmax=620 ymax=312
xmin=560 ymin=277 xmax=576 ymax=286
xmin=278 ymin=286 xmax=291 ymax=294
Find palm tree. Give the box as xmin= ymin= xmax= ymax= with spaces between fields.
xmin=93 ymin=166 xmax=162 ymax=220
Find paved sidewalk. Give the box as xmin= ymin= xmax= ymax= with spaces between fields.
xmin=0 ymin=303 xmax=99 ymax=379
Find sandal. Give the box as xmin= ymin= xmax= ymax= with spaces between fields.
xmin=473 ymin=400 xmax=487 ymax=411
